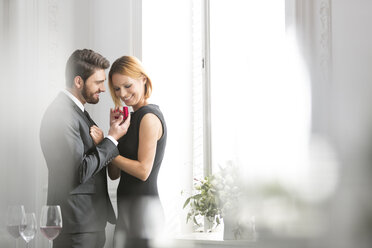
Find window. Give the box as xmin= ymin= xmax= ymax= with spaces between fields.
xmin=208 ymin=0 xmax=311 ymax=186
xmin=142 ymin=0 xmax=337 ymax=240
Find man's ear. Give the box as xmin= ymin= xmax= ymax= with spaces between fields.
xmin=74 ymin=76 xmax=83 ymax=89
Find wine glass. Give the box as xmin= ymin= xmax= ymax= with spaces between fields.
xmin=19 ymin=213 xmax=37 ymax=248
xmin=40 ymin=205 xmax=63 ymax=248
xmin=6 ymin=205 xmax=25 ymax=247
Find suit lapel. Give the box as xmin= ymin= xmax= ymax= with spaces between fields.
xmin=59 ymin=92 xmax=96 ymax=128
xmin=74 ymin=104 xmax=95 ymax=127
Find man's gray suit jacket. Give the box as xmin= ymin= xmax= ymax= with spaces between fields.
xmin=40 ymin=92 xmax=117 ymax=234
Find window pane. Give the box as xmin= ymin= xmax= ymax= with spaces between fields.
xmin=209 ymin=0 xmax=326 ymax=238
xmin=210 ymin=0 xmax=310 ymax=186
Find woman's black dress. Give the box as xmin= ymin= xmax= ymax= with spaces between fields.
xmin=113 ymin=104 xmax=167 ymax=248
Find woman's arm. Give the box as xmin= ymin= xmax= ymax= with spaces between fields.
xmin=111 ymin=113 xmax=163 ymax=181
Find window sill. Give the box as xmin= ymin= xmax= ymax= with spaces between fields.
xmin=176 ymin=231 xmax=224 ymax=241
xmin=152 ymin=237 xmax=256 ymax=248
xmin=152 ymin=232 xmax=315 ymax=248
xmin=168 ymin=231 xmax=257 ymax=248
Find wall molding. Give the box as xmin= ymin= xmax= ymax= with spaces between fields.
xmin=47 ymin=0 xmax=59 ymax=86
xmin=289 ymin=0 xmax=333 ymax=134
xmin=130 ymin=0 xmax=142 ymax=60
xmin=292 ymin=0 xmax=332 ymax=82
xmin=319 ymin=0 xmax=332 ymax=83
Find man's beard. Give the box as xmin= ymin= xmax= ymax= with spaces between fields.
xmin=82 ymin=83 xmax=99 ymax=104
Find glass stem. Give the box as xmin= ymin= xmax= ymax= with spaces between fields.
xmin=49 ymin=240 xmax=53 ymax=248
xmin=15 ymin=238 xmax=18 ymax=248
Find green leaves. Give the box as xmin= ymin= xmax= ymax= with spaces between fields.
xmin=193 ymin=216 xmax=199 ymax=226
xmin=183 ymin=197 xmax=191 ymax=209
xmin=183 ymin=163 xmax=243 ymax=230
xmin=183 ymin=175 xmax=223 ymax=228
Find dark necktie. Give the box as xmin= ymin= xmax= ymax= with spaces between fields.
xmin=84 ymin=110 xmax=95 ymax=127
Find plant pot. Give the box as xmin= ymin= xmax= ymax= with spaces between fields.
xmin=204 ymin=216 xmax=214 ymax=232
xmin=223 ymin=216 xmax=235 ymax=240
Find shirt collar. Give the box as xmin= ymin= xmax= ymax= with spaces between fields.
xmin=63 ymin=89 xmax=85 ymax=112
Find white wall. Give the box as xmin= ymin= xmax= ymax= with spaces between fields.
xmin=286 ymin=1 xmax=372 ymax=247
xmin=327 ymin=0 xmax=372 ymax=247
xmin=0 ymin=0 xmax=134 ymax=247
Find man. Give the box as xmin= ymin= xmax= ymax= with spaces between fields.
xmin=40 ymin=49 xmax=129 ymax=248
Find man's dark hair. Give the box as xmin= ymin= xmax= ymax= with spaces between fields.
xmin=65 ymin=49 xmax=110 ymax=87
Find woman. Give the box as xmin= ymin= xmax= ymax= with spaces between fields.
xmin=108 ymin=56 xmax=167 ymax=248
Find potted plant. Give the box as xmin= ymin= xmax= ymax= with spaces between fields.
xmin=183 ymin=162 xmax=244 ymax=236
xmin=183 ymin=174 xmax=222 ymax=232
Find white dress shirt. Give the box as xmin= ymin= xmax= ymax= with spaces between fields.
xmin=63 ymin=90 xmax=118 ymax=146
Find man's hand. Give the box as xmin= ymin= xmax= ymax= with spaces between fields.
xmin=90 ymin=125 xmax=104 ymax=145
xmin=108 ymin=108 xmax=131 ymax=141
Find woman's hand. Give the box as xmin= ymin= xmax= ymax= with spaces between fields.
xmin=108 ymin=107 xmax=131 ymax=141
xmin=90 ymin=125 xmax=104 ymax=145
xmin=110 ymin=107 xmax=122 ymax=125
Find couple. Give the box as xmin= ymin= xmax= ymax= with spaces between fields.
xmin=40 ymin=49 xmax=167 ymax=248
